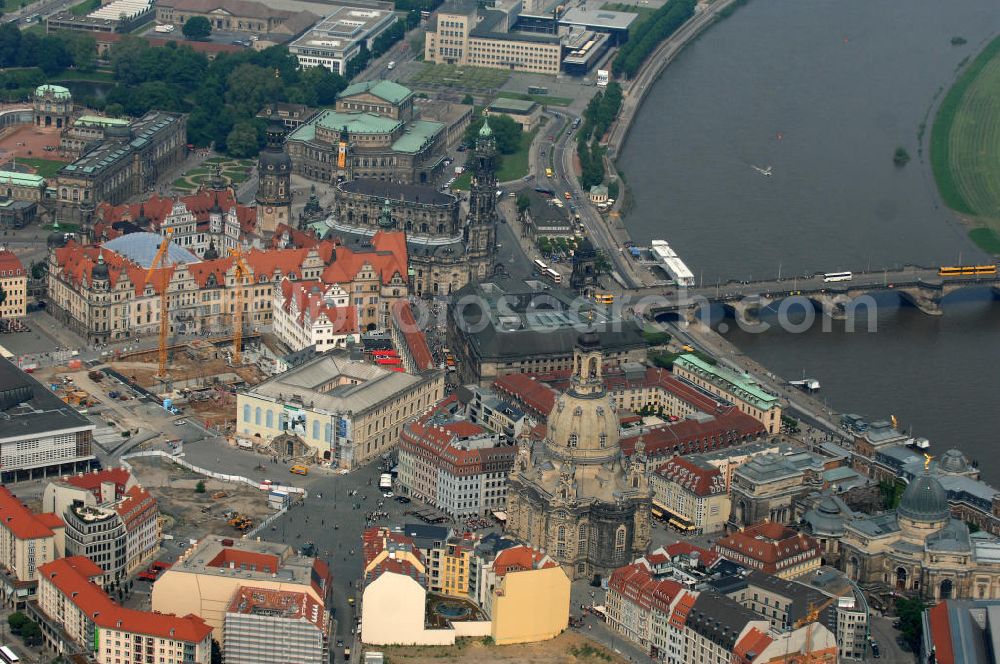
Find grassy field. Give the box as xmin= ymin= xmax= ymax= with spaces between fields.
xmin=496 ymin=91 xmax=573 ymax=107
xmin=17 ymin=158 xmax=66 ymax=178
xmin=451 ymin=127 xmax=537 ymax=189
xmin=70 ymin=0 xmax=100 ymax=15
xmin=930 ymin=35 xmax=1000 ymax=251
xmin=410 ymin=63 xmax=510 ymax=91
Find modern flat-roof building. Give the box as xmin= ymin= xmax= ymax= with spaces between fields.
xmin=446 ymin=277 xmax=648 ymax=385
xmin=35 ymin=556 xmax=213 ymax=664
xmin=672 ymin=354 xmax=782 ymax=434
xmin=425 ymin=0 xmax=562 ymax=74
xmin=237 ymin=352 xmax=443 ymax=469
xmin=223 ymin=586 xmax=329 ymax=664
xmin=288 ymin=6 xmax=398 ymax=76
xmin=557 ymin=7 xmax=636 ymax=45
xmin=0 ymin=357 xmax=96 ymax=484
xmin=46 ymin=0 xmax=155 ymax=34
xmin=484 ymin=98 xmax=541 ymax=132
xmin=151 ymin=535 xmax=331 ymax=639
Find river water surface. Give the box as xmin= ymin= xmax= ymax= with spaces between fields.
xmin=619 ymin=0 xmax=1000 ymax=482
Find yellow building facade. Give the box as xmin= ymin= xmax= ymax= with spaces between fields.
xmin=490 ymin=565 xmax=569 ymax=645
xmin=0 ymin=250 xmax=27 ymax=319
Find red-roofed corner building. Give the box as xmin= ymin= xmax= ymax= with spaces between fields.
xmin=650 ymin=456 xmax=730 ymax=534
xmin=36 ymin=556 xmax=213 ymax=663
xmin=605 ymin=558 xmax=686 ymax=656
xmin=397 ymin=396 xmax=515 ymax=519
xmin=477 ymin=545 xmax=570 ymax=645
xmin=0 ymin=249 xmax=27 ymax=319
xmin=714 ymin=522 xmax=822 ymax=580
xmin=43 ymin=468 xmax=160 ymax=580
xmin=0 ymin=486 xmax=65 ymax=606
xmin=362 ymin=527 xmax=426 ymax=587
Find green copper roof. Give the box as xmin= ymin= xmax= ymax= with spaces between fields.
xmin=478 ymin=117 xmax=492 ymax=138
xmin=391 ymin=120 xmax=444 ymax=154
xmin=76 ymin=115 xmax=130 ymax=128
xmin=339 ymin=80 xmax=413 ymax=105
xmin=314 ymin=110 xmax=402 ymax=135
xmin=674 ymin=354 xmax=779 ymax=410
xmin=35 ymin=84 xmax=71 ymax=100
xmin=0 ymin=170 xmax=46 ymax=187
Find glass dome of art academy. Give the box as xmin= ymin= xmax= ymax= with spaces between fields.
xmin=103 ymin=232 xmax=200 ymax=268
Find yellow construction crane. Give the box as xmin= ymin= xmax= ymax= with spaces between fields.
xmin=145 ymin=229 xmax=174 ymax=379
xmin=793 ymin=596 xmax=838 ymax=663
xmin=228 ymin=246 xmax=251 ymax=366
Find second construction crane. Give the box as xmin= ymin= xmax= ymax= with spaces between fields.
xmin=145 ymin=229 xmax=174 ymax=379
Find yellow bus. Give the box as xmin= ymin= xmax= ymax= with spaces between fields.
xmin=545 ymin=167 xmax=553 ymax=178
xmin=290 ymin=465 xmax=309 ymax=476
xmin=594 ymin=293 xmax=614 ymax=305
xmin=938 ymin=265 xmax=997 ymax=277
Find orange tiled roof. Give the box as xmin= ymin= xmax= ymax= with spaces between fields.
xmin=0 ymin=250 xmax=25 ymax=275
xmin=493 ymin=545 xmax=556 ymax=577
xmin=714 ymin=522 xmax=820 ymax=572
xmin=38 ymin=557 xmax=212 ymax=642
xmin=391 ymin=300 xmax=434 ymax=371
xmin=0 ymin=486 xmax=61 ymax=540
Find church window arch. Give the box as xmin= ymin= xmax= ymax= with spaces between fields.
xmin=265 ymin=410 xmax=274 ymax=429
xmin=614 ymin=525 xmax=627 ymax=558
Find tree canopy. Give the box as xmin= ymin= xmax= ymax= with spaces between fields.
xmin=102 ymin=39 xmax=347 ymax=154
xmin=182 ymin=16 xmax=212 ymax=40
xmin=464 ymin=114 xmax=522 ymax=155
xmin=612 ymin=0 xmax=695 ymax=79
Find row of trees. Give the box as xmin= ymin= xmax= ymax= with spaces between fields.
xmin=576 ymin=83 xmax=622 ymax=189
xmin=101 ymin=39 xmax=348 ymax=155
xmin=0 ymin=24 xmax=97 ymax=75
xmin=343 ymin=20 xmax=406 ymax=79
xmin=612 ymin=0 xmax=695 ymax=78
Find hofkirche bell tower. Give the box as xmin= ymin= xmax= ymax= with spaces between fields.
xmin=464 ymin=118 xmax=498 ymax=280
xmin=255 ymin=109 xmax=293 ymax=237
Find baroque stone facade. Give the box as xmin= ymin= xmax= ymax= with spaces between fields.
xmin=505 ymin=333 xmax=651 ymax=580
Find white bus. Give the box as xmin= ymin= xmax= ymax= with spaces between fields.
xmin=823 ymin=271 xmax=853 ymax=283
xmin=0 ymin=645 xmax=20 ymax=664
xmin=154 ymin=24 xmax=175 ymax=33
xmin=379 ymin=473 xmax=392 ymax=490
xmin=545 ymin=267 xmax=562 ymax=284
xmin=533 ymin=259 xmax=548 ymax=274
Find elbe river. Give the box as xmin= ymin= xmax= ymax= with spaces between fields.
xmin=619 ymin=0 xmax=1000 ymax=482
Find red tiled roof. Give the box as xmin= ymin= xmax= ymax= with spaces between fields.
xmin=207 ymin=548 xmax=280 ymax=573
xmin=320 ymin=235 xmax=407 ymax=286
xmin=227 ymin=586 xmax=327 ymax=631
xmin=362 ymin=526 xmax=423 ymax=568
xmin=0 ymin=486 xmax=61 ymax=540
xmin=608 ymin=561 xmax=683 ymax=613
xmin=714 ymin=522 xmax=820 ymax=573
xmin=62 ymin=467 xmax=132 ymax=494
xmin=398 ymin=398 xmax=515 ymax=477
xmin=0 ymin=250 xmax=25 ymax=275
xmin=620 ymin=410 xmax=765 ymax=458
xmin=492 ymin=545 xmax=555 ymax=577
xmin=663 ymin=542 xmax=719 ymax=568
xmin=655 ymin=456 xmax=726 ymax=497
xmin=926 ymin=601 xmax=955 ymax=664
xmin=38 ymin=557 xmax=212 ymax=642
xmin=115 ymin=485 xmax=157 ymax=532
xmin=668 ymin=590 xmax=696 ymax=630
xmin=492 ymin=375 xmax=557 ymax=418
xmin=391 ymin=300 xmax=434 ymax=372
xmin=733 ymin=627 xmax=774 ymax=663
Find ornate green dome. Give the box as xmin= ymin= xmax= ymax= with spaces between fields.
xmin=478 ymin=117 xmax=492 ymax=138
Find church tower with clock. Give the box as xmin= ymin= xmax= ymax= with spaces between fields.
xmin=255 ymin=111 xmax=293 ymax=237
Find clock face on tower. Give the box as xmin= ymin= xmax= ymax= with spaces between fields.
xmin=266 ymin=207 xmax=274 ymax=214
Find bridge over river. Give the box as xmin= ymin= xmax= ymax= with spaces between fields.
xmin=626 ymin=265 xmax=1000 ymax=320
